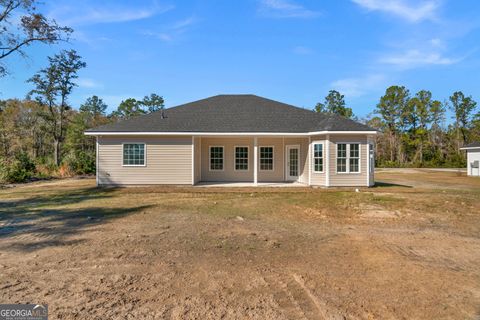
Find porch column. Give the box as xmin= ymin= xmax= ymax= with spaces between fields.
xmin=308 ymin=136 xmax=311 ymax=186
xmin=254 ymin=137 xmax=258 ymax=185
xmin=326 ymin=134 xmax=330 ymax=187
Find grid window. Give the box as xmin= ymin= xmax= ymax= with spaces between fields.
xmin=337 ymin=143 xmax=347 ymax=173
xmin=260 ymin=147 xmax=274 ymax=171
xmin=123 ymin=143 xmax=145 ymax=166
xmin=337 ymin=143 xmax=361 ymax=173
xmin=349 ymin=144 xmax=360 ymax=173
xmin=235 ymin=147 xmax=249 ymax=170
xmin=313 ymin=143 xmax=323 ymax=172
xmin=210 ymin=146 xmax=224 ymax=170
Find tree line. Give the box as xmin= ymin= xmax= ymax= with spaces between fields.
xmin=315 ymin=89 xmax=480 ymax=167
xmin=0 ymin=62 xmax=164 ymax=182
xmin=1 ymin=1 xmax=479 ymax=183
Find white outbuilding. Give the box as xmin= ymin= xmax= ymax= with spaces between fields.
xmin=461 ymin=142 xmax=480 ymax=177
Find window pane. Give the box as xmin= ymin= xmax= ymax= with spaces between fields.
xmin=337 ymin=158 xmax=347 ymax=172
xmin=313 ymin=143 xmax=323 ymax=172
xmin=289 ymin=148 xmax=298 ymax=176
xmin=350 ymin=144 xmax=359 ymax=158
xmin=210 ymin=146 xmax=224 ymax=170
xmin=337 ymin=143 xmax=347 ymax=158
xmin=235 ymin=147 xmax=248 ymax=170
xmin=314 ymin=158 xmax=323 ymax=172
xmin=260 ymin=147 xmax=273 ymax=170
xmin=337 ymin=143 xmax=346 ymax=172
xmin=123 ymin=144 xmax=145 ymax=166
xmin=350 ymin=158 xmax=359 ymax=172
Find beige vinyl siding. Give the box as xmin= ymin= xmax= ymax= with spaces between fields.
xmin=98 ymin=136 xmax=192 ymax=185
xmin=194 ymin=137 xmax=202 ymax=183
xmin=257 ymin=138 xmax=284 ymax=182
xmin=201 ymin=138 xmax=254 ymax=182
xmin=310 ymin=135 xmax=327 ymax=186
xmin=329 ymin=135 xmax=368 ymax=187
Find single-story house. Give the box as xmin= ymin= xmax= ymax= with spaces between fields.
xmin=85 ymin=95 xmax=377 ymax=187
xmin=460 ymin=142 xmax=480 ymax=176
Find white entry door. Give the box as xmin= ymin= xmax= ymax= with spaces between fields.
xmin=286 ymin=145 xmax=300 ymax=181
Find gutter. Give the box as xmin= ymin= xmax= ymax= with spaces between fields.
xmin=85 ymin=131 xmax=378 ymax=136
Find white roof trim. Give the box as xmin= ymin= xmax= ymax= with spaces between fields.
xmin=85 ymin=131 xmax=377 ymax=136
xmin=460 ymin=146 xmax=480 ymax=150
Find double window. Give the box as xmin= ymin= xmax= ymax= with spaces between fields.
xmin=313 ymin=143 xmax=324 ymax=172
xmin=337 ymin=143 xmax=360 ymax=173
xmin=123 ymin=143 xmax=145 ymax=166
xmin=259 ymin=146 xmax=274 ymax=171
xmin=210 ymin=146 xmax=224 ymax=171
xmin=235 ymin=146 xmax=249 ymax=171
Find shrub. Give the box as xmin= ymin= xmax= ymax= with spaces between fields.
xmin=62 ymin=151 xmax=95 ymax=175
xmin=0 ymin=153 xmax=36 ymax=183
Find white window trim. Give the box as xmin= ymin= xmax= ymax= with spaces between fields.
xmin=122 ymin=142 xmax=147 ymax=167
xmin=312 ymin=141 xmax=325 ymax=173
xmin=335 ymin=142 xmax=361 ymax=174
xmin=209 ymin=145 xmax=225 ymax=171
xmin=234 ymin=145 xmax=250 ymax=171
xmin=259 ymin=146 xmax=275 ymax=171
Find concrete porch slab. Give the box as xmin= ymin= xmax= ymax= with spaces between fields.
xmin=195 ymin=181 xmax=308 ymax=187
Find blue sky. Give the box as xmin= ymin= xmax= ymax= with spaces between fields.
xmin=1 ymin=0 xmax=480 ymax=118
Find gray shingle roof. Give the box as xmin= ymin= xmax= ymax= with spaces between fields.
xmin=87 ymin=94 xmax=374 ymax=133
xmin=463 ymin=142 xmax=480 ymax=148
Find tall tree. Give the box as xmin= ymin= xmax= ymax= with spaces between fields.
xmin=314 ymin=90 xmax=354 ymax=119
xmin=80 ymin=95 xmax=108 ymax=121
xmin=112 ymin=93 xmax=165 ymax=119
xmin=449 ymin=91 xmax=477 ymax=148
xmin=375 ymin=86 xmax=410 ymax=163
xmin=406 ymin=90 xmax=442 ymax=163
xmin=111 ymin=98 xmax=143 ymax=119
xmin=0 ymin=0 xmax=72 ymax=77
xmin=139 ymin=93 xmax=164 ymax=113
xmin=28 ymin=49 xmax=86 ymax=165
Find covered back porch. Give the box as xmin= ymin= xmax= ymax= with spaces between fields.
xmin=192 ymin=136 xmax=314 ymax=185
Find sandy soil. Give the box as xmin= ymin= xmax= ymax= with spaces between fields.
xmin=0 ymin=170 xmax=479 ymax=319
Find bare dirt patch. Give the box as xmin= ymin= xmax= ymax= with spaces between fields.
xmin=0 ymin=171 xmax=479 ymax=319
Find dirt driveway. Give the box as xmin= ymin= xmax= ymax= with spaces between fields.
xmin=1 ymin=170 xmax=479 ymax=319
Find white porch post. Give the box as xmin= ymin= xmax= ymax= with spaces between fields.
xmin=191 ymin=136 xmax=195 ymax=185
xmin=254 ymin=137 xmax=258 ymax=185
xmin=96 ymin=136 xmax=99 ymax=186
xmin=326 ymin=134 xmax=330 ymax=187
xmin=308 ymin=136 xmax=312 ymax=186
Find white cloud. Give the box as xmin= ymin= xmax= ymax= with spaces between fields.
xmin=258 ymin=0 xmax=320 ymax=18
xmin=351 ymin=0 xmax=439 ymax=22
xmin=77 ymin=78 xmax=102 ymax=89
xmin=380 ymin=49 xmax=461 ymax=68
xmin=331 ymin=74 xmax=387 ymax=97
xmin=171 ymin=17 xmax=197 ymax=30
xmin=293 ymin=46 xmax=313 ymax=55
xmin=143 ymin=16 xmax=198 ymax=42
xmin=49 ymin=2 xmax=174 ymax=26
